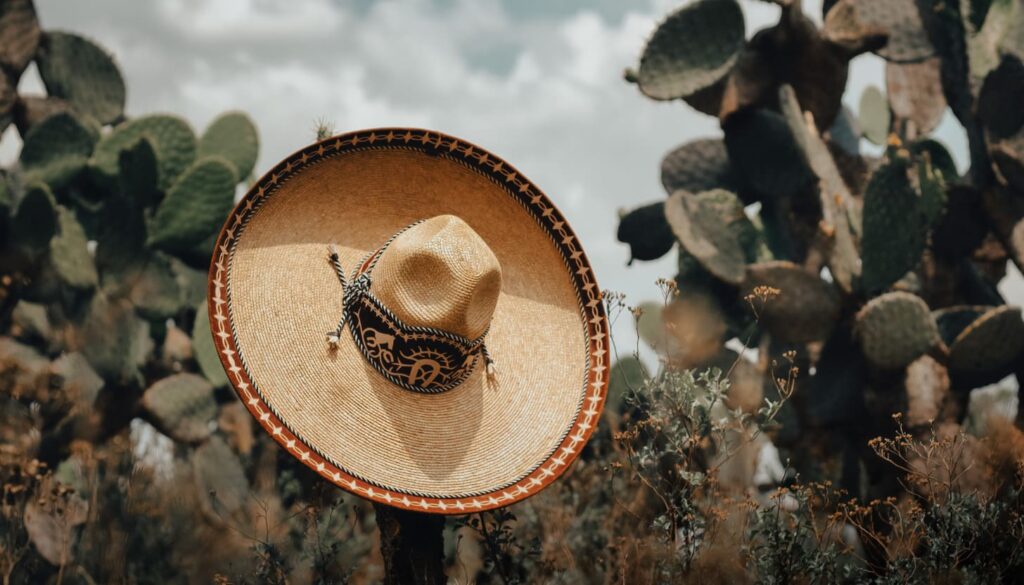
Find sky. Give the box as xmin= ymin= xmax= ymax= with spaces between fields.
xmin=3 ymin=0 xmax=992 ymax=359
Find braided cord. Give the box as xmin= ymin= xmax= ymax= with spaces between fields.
xmin=322 ymin=221 xmax=496 ymax=392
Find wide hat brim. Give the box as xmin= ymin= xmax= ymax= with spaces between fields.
xmin=209 ymin=128 xmax=608 ymax=513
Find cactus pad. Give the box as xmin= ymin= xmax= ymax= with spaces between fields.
xmin=617 ymin=201 xmax=674 ymax=262
xmin=807 ymin=324 xmax=868 ymax=425
xmin=0 ymin=71 xmax=13 ymax=134
xmin=198 ymin=111 xmax=259 ymax=181
xmin=978 ymin=55 xmax=1024 ymax=139
xmin=860 ymin=153 xmax=927 ymax=292
xmin=35 ymin=31 xmax=125 ymax=125
xmin=193 ymin=301 xmax=230 ymax=388
xmin=826 ymin=0 xmax=933 ymax=62
xmin=147 ymin=157 xmax=237 ymax=253
xmin=607 ymin=357 xmax=648 ymax=413
xmin=662 ymin=291 xmax=729 ymax=368
xmin=933 ymin=305 xmax=986 ymax=347
xmin=129 ymin=253 xmax=184 ymax=320
xmin=857 ymin=85 xmax=890 ymax=145
xmin=141 ymin=373 xmax=217 ymax=443
xmin=904 ymin=355 xmax=952 ymax=427
xmin=0 ymin=0 xmax=40 ymax=76
xmin=118 ymin=136 xmax=160 ymax=209
xmin=946 ymin=305 xmax=1024 ymax=383
xmin=742 ymin=261 xmax=840 ymax=343
xmin=886 ymin=58 xmax=946 ymax=135
xmin=13 ymin=96 xmax=71 ymax=136
xmin=991 ymin=131 xmax=1024 ymax=191
xmin=660 ymin=138 xmax=742 ymax=197
xmin=910 ymin=138 xmax=958 ymax=181
xmin=91 ymin=114 xmax=197 ymax=190
xmin=52 ymin=352 xmax=104 ymax=408
xmin=664 ymin=189 xmax=759 ymax=285
xmin=50 ymin=206 xmax=98 ymax=290
xmin=11 ymin=183 xmax=58 ymax=254
xmin=723 ymin=108 xmax=815 ymax=200
xmin=192 ymin=436 xmax=249 ymax=521
xmin=80 ymin=293 xmax=153 ymax=386
xmin=636 ymin=0 xmax=745 ymax=100
xmin=855 ymin=291 xmax=940 ymax=370
xmin=20 ymin=112 xmax=97 ymax=189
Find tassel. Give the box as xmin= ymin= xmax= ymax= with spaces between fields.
xmin=482 ymin=345 xmax=496 ymax=378
xmin=326 ymin=332 xmax=340 ymax=348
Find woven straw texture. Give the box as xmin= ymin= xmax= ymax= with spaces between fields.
xmin=210 ymin=129 xmax=607 ymax=512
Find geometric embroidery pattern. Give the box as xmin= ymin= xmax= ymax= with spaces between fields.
xmin=325 ymin=228 xmax=490 ymax=394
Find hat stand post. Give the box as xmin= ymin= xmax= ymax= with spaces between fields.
xmin=373 ymin=502 xmax=446 ymax=584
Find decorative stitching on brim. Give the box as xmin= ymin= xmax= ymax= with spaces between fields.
xmin=209 ymin=128 xmax=608 ymax=512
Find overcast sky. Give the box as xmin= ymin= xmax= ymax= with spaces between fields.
xmin=5 ymin=0 xmax=992 ymax=356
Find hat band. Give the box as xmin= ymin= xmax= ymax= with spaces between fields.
xmin=324 ymin=223 xmax=494 ymax=394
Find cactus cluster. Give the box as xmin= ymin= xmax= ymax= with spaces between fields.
xmin=617 ymin=0 xmax=1024 ymax=494
xmin=0 ymin=0 xmax=263 ymax=575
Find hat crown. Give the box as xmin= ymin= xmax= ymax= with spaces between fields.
xmin=371 ymin=215 xmax=501 ymax=340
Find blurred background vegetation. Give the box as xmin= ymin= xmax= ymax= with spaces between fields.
xmin=1 ymin=0 xmax=1024 ymax=583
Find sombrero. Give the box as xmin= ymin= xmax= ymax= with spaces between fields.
xmin=208 ymin=128 xmax=608 ymax=513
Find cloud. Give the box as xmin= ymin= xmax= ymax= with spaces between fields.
xmin=18 ymin=0 xmax=985 ymax=360
xmin=155 ymin=0 xmax=342 ymax=42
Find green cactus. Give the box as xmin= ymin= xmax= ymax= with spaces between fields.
xmin=945 ymin=305 xmax=1024 ymax=384
xmin=198 ymin=110 xmax=260 ymax=181
xmin=127 ymin=252 xmax=186 ymax=320
xmin=855 ymin=292 xmax=940 ymax=370
xmin=607 ymin=356 xmax=648 ymax=414
xmin=19 ymin=111 xmax=97 ymax=189
xmin=35 ymin=31 xmax=125 ymax=125
xmin=977 ymin=54 xmax=1024 ymax=140
xmin=723 ymin=108 xmax=815 ymax=199
xmin=141 ymin=373 xmax=217 ymax=443
xmin=857 ymin=85 xmax=890 ymax=145
xmin=192 ymin=435 xmax=250 ymax=522
xmin=0 ymin=0 xmax=40 ymax=77
xmin=860 ymin=149 xmax=928 ymax=292
xmin=660 ymin=138 xmax=742 ymax=197
xmin=49 ymin=205 xmax=97 ymax=290
xmin=664 ymin=188 xmax=766 ymax=285
xmin=741 ymin=261 xmax=840 ymax=343
xmin=91 ymin=114 xmax=197 ymax=190
xmin=79 ymin=293 xmax=153 ymax=386
xmin=885 ymin=58 xmax=947 ymax=135
xmin=634 ymin=0 xmax=745 ymax=101
xmin=117 ymin=135 xmax=160 ymax=208
xmin=616 ymin=201 xmax=674 ymax=263
xmin=10 ymin=182 xmax=57 ymax=254
xmin=825 ymin=0 xmax=934 ymax=62
xmin=193 ymin=300 xmax=230 ymax=388
xmin=147 ymin=156 xmax=237 ymax=253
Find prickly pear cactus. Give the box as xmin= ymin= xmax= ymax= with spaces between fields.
xmin=0 ymin=5 xmax=266 ymax=577
xmin=616 ymin=0 xmax=1024 ymax=497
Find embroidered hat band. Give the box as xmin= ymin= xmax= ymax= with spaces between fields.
xmin=325 ymin=217 xmax=498 ymax=394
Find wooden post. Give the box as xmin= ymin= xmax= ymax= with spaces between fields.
xmin=373 ymin=502 xmax=446 ymax=585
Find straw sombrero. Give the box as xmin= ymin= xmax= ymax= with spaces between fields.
xmin=208 ymin=128 xmax=608 ymax=513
